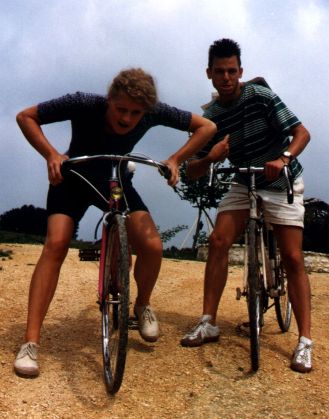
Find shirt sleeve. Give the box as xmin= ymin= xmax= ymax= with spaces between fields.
xmin=148 ymin=102 xmax=192 ymax=131
xmin=37 ymin=92 xmax=106 ymax=124
xmin=258 ymin=87 xmax=301 ymax=134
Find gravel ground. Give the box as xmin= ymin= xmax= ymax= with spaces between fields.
xmin=0 ymin=243 xmax=328 ymax=418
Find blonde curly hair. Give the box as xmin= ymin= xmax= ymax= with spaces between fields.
xmin=108 ymin=68 xmax=158 ymax=110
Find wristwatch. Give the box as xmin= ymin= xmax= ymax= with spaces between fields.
xmin=281 ymin=151 xmax=293 ymax=163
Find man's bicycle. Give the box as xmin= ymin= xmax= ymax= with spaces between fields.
xmin=62 ymin=154 xmax=170 ymax=394
xmin=212 ymin=164 xmax=293 ymax=371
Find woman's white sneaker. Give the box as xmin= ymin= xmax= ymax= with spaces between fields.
xmin=134 ymin=305 xmax=159 ymax=342
xmin=14 ymin=342 xmax=39 ymax=377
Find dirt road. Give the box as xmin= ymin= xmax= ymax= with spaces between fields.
xmin=0 ymin=244 xmax=328 ymax=418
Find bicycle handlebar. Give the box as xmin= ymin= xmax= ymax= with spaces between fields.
xmin=213 ymin=164 xmax=294 ymax=204
xmin=61 ymin=154 xmax=172 ymax=180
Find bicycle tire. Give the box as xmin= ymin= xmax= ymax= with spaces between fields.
xmin=101 ymin=214 xmax=130 ymax=394
xmin=246 ymin=219 xmax=264 ymax=371
xmin=272 ymin=237 xmax=292 ymax=332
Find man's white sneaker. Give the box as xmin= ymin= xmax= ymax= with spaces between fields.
xmin=14 ymin=342 xmax=39 ymax=377
xmin=134 ymin=305 xmax=159 ymax=342
xmin=181 ymin=315 xmax=220 ymax=347
xmin=291 ymin=336 xmax=313 ymax=373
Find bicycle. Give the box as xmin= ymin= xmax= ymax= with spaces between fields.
xmin=62 ymin=153 xmax=171 ymax=394
xmin=211 ymin=164 xmax=293 ymax=371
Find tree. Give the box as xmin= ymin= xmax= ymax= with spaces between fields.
xmin=0 ymin=205 xmax=79 ymax=239
xmin=174 ymin=162 xmax=232 ymax=250
xmin=303 ymin=198 xmax=329 ymax=253
xmin=157 ymin=225 xmax=188 ymax=244
xmin=0 ymin=205 xmax=48 ymax=236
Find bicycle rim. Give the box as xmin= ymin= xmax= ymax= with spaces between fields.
xmin=274 ymin=250 xmax=292 ymax=332
xmin=247 ymin=219 xmax=263 ymax=372
xmin=101 ymin=214 xmax=130 ymax=394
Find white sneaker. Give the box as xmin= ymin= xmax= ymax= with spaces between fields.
xmin=134 ymin=305 xmax=159 ymax=342
xmin=14 ymin=342 xmax=39 ymax=377
xmin=291 ymin=336 xmax=313 ymax=373
xmin=181 ymin=315 xmax=220 ymax=347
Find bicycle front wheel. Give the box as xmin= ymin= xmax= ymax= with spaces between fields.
xmin=101 ymin=214 xmax=130 ymax=394
xmin=246 ymin=219 xmax=264 ymax=372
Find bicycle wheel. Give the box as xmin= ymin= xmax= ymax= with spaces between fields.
xmin=246 ymin=219 xmax=264 ymax=372
xmin=271 ymin=237 xmax=292 ymax=332
xmin=101 ymin=214 xmax=130 ymax=394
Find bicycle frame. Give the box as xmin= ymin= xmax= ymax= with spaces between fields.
xmin=213 ymin=165 xmax=292 ymax=294
xmin=98 ymin=162 xmax=126 ymax=301
xmin=63 ymin=152 xmax=170 ymax=301
xmin=241 ymin=169 xmax=270 ymax=293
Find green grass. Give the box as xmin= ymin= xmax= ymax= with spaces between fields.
xmin=0 ymin=230 xmax=45 ymax=245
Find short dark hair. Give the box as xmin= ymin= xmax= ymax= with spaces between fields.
xmin=208 ymin=38 xmax=241 ymax=68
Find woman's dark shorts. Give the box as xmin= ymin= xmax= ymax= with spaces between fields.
xmin=47 ymin=175 xmax=149 ymax=225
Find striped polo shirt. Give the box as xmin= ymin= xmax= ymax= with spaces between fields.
xmin=198 ymin=83 xmax=303 ymax=190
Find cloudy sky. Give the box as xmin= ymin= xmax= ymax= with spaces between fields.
xmin=1 ymin=0 xmax=328 ymax=245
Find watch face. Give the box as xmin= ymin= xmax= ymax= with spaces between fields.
xmin=283 ymin=151 xmax=292 ymax=159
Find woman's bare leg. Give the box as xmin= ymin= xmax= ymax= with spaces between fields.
xmin=25 ymin=214 xmax=74 ymax=343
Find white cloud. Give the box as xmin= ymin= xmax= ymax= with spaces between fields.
xmin=295 ymin=0 xmax=329 ymax=40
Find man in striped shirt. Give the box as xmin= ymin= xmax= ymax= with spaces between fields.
xmin=181 ymin=38 xmax=313 ymax=373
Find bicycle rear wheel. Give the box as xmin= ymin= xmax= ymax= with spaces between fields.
xmin=101 ymin=214 xmax=130 ymax=394
xmin=246 ymin=219 xmax=264 ymax=372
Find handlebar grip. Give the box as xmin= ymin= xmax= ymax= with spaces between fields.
xmin=287 ymin=190 xmax=294 ymax=204
xmin=283 ymin=165 xmax=294 ymax=204
xmin=208 ymin=163 xmax=215 ymax=187
xmin=60 ymin=160 xmax=70 ymax=177
xmin=161 ymin=165 xmax=172 ymax=180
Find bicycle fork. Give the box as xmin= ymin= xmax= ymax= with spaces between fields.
xmin=236 ymin=221 xmax=266 ymax=300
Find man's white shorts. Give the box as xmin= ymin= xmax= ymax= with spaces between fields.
xmin=217 ymin=176 xmax=305 ymax=228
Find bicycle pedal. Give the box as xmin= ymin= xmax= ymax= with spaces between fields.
xmin=236 ymin=322 xmax=250 ymax=336
xmin=128 ymin=316 xmax=139 ymax=330
xmin=268 ymin=289 xmax=279 ymax=298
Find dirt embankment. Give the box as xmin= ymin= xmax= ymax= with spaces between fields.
xmin=0 ymin=244 xmax=328 ymax=418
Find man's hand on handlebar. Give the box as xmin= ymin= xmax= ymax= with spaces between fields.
xmin=47 ymin=152 xmax=69 ymax=185
xmin=264 ymin=158 xmax=287 ymax=182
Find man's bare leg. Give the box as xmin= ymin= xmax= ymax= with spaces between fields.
xmin=274 ymin=224 xmax=311 ymax=339
xmin=203 ymin=210 xmax=249 ymax=324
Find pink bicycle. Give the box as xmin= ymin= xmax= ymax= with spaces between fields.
xmin=62 ymin=154 xmax=170 ymax=394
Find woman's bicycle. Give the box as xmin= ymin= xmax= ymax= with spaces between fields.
xmin=212 ymin=164 xmax=293 ymax=371
xmin=62 ymin=154 xmax=170 ymax=394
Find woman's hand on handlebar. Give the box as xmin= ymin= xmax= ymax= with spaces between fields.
xmin=161 ymin=158 xmax=178 ymax=186
xmin=47 ymin=152 xmax=69 ymax=185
